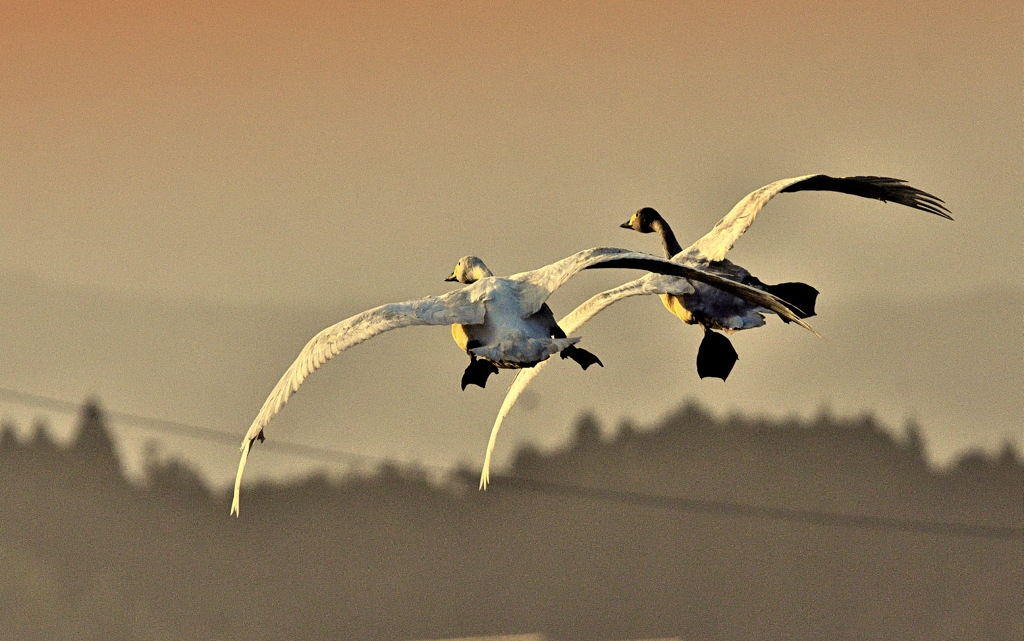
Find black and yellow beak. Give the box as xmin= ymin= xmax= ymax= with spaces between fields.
xmin=444 ymin=274 xmax=457 ymax=282
xmin=619 ymin=220 xmax=633 ymax=229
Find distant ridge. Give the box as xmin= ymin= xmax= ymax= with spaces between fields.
xmin=1 ymin=397 xmax=1020 ymax=640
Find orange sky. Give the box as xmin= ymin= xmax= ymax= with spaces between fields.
xmin=1 ymin=1 xmax=1021 ymax=480
xmin=3 ymin=1 xmax=1019 ymax=302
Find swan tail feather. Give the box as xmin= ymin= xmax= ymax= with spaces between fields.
xmin=764 ymin=282 xmax=819 ymax=320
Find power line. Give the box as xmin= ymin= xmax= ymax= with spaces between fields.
xmin=481 ymin=475 xmax=1024 ymax=540
xmin=1 ymin=386 xmax=1021 ymax=540
xmin=0 ymin=386 xmax=384 ymax=467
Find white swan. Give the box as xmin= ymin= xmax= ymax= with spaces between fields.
xmin=478 ymin=174 xmax=951 ymax=488
xmin=231 ymin=246 xmax=812 ymax=515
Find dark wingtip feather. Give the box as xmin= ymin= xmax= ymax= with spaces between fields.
xmin=845 ymin=175 xmax=953 ymax=220
xmin=782 ymin=175 xmax=953 ymax=220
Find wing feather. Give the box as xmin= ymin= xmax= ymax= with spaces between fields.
xmin=513 ymin=247 xmax=814 ymax=328
xmin=478 ymin=277 xmax=671 ymax=488
xmin=683 ymin=174 xmax=952 ymax=262
xmin=231 ymin=288 xmax=484 ymax=516
xmin=509 ymin=247 xmax=653 ymax=309
xmin=583 ymin=254 xmax=815 ymax=330
xmin=478 ymin=263 xmax=808 ymax=489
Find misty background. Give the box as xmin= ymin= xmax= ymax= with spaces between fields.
xmin=1 ymin=3 xmax=1022 ymax=639
xmin=1 ymin=400 xmax=1020 ymax=640
xmin=1 ymin=1 xmax=1021 ymax=484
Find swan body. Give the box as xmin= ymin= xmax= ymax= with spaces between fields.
xmin=620 ymin=174 xmax=950 ymax=373
xmin=623 ymin=210 xmax=816 ymax=335
xmin=231 ymin=246 xmax=809 ymax=515
xmin=479 ymin=174 xmax=951 ymax=488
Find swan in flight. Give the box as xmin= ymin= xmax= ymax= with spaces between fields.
xmin=231 ymin=246 xmax=811 ymax=515
xmin=478 ymin=174 xmax=950 ymax=489
xmin=619 ymin=175 xmax=950 ymax=379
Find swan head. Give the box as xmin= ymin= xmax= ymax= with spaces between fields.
xmin=620 ymin=207 xmax=663 ymax=233
xmin=445 ymin=256 xmax=493 ymax=284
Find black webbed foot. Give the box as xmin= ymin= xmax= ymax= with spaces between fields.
xmin=560 ymin=344 xmax=604 ymax=370
xmin=696 ymin=329 xmax=739 ymax=380
xmin=256 ymin=429 xmax=265 ymax=443
xmin=461 ymin=357 xmax=499 ymax=390
xmin=764 ymin=281 xmax=819 ymax=321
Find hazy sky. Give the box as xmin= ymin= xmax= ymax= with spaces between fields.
xmin=2 ymin=1 xmax=1021 ymax=482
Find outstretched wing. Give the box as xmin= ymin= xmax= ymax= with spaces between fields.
xmin=479 ymin=263 xmax=811 ymax=489
xmin=513 ymin=247 xmax=814 ymax=328
xmin=231 ymin=287 xmax=485 ymax=516
xmin=478 ymin=275 xmax=684 ymax=488
xmin=682 ymin=174 xmax=952 ymax=262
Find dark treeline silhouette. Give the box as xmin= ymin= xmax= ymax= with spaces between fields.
xmin=0 ymin=400 xmax=1020 ymax=641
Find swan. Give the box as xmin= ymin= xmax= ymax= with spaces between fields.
xmin=230 ymin=246 xmax=811 ymax=515
xmin=445 ymin=259 xmax=604 ymax=390
xmin=478 ymin=174 xmax=950 ymax=489
xmin=621 ymin=175 xmax=951 ymax=379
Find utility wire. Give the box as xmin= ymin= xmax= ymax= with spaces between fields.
xmin=1 ymin=386 xmax=1021 ymax=540
xmin=483 ymin=475 xmax=1024 ymax=540
xmin=0 ymin=386 xmax=383 ymax=467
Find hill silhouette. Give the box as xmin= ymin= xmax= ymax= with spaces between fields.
xmin=0 ymin=400 xmax=1020 ymax=640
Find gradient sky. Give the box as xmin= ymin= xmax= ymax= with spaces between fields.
xmin=2 ymin=1 xmax=1021 ymax=483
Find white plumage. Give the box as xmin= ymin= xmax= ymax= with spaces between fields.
xmin=231 ymin=246 xmax=810 ymax=515
xmin=479 ymin=174 xmax=951 ymax=488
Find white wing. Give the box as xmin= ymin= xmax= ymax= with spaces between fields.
xmin=512 ymin=247 xmax=670 ymax=298
xmin=478 ymin=275 xmax=687 ymax=488
xmin=231 ymin=287 xmax=485 ymax=516
xmin=681 ymin=174 xmax=952 ymax=262
xmin=480 ymin=262 xmax=828 ymax=488
xmin=512 ymin=246 xmax=814 ymax=326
